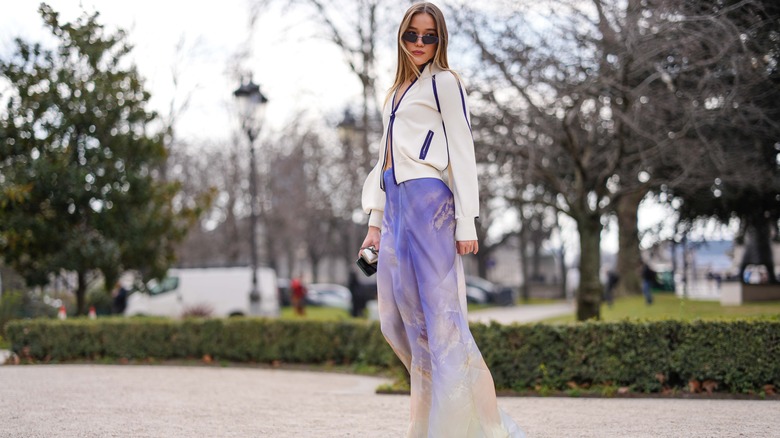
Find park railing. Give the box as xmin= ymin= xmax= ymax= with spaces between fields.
xmin=4 ymin=317 xmax=779 ymax=395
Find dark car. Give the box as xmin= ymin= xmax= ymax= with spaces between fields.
xmin=465 ymin=276 xmax=514 ymax=306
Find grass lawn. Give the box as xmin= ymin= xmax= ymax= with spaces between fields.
xmin=279 ymin=302 xmax=519 ymax=321
xmin=542 ymin=292 xmax=780 ymax=323
xmin=279 ymin=306 xmax=354 ymax=321
xmin=517 ymin=297 xmax=568 ymax=305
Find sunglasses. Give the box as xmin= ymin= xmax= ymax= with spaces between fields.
xmin=401 ymin=31 xmax=439 ymax=45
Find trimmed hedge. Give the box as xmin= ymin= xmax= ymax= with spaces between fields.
xmin=4 ymin=318 xmax=399 ymax=368
xmin=476 ymin=320 xmax=780 ymax=393
xmin=5 ymin=317 xmax=779 ymax=394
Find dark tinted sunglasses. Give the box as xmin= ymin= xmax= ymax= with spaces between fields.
xmin=401 ymin=31 xmax=439 ymax=45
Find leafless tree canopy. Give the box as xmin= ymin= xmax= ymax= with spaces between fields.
xmin=168 ymin=1 xmax=777 ymax=312
xmin=452 ymin=0 xmax=779 ymax=318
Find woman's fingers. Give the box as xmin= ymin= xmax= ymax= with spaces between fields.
xmin=456 ymin=240 xmax=479 ymax=255
xmin=359 ymin=227 xmax=382 ymax=256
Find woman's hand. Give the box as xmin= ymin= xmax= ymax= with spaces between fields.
xmin=359 ymin=226 xmax=381 ymax=256
xmin=456 ymin=240 xmax=479 ymax=255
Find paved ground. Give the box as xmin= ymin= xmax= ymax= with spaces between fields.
xmin=468 ymin=302 xmax=574 ymax=325
xmin=1 ymin=365 xmax=778 ymax=437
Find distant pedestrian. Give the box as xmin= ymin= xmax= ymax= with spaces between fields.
xmin=111 ymin=281 xmax=128 ymax=314
xmin=641 ymin=263 xmax=655 ymax=305
xmin=347 ymin=271 xmax=363 ymax=317
xmin=290 ymin=278 xmax=306 ymax=316
xmin=604 ymin=269 xmax=619 ymax=307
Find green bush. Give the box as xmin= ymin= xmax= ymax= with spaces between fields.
xmin=5 ymin=317 xmax=779 ymax=394
xmin=86 ymin=285 xmax=113 ymax=316
xmin=0 ymin=291 xmax=25 ymax=336
xmin=669 ymin=320 xmax=780 ymax=393
xmin=4 ymin=317 xmax=401 ymax=368
xmin=0 ymin=290 xmax=58 ymax=336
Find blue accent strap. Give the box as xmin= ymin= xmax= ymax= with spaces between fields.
xmin=432 ymin=75 xmax=442 ymax=113
xmin=456 ymin=80 xmax=472 ymax=133
xmin=432 ymin=75 xmax=451 ymax=166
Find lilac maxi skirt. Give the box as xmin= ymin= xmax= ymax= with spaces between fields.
xmin=377 ymin=170 xmax=525 ymax=438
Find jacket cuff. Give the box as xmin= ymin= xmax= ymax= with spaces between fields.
xmin=455 ymin=217 xmax=477 ymax=241
xmin=368 ymin=210 xmax=384 ymax=229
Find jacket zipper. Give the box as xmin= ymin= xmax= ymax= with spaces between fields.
xmin=380 ymin=78 xmax=418 ymax=190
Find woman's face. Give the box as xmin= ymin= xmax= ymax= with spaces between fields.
xmin=403 ymin=12 xmax=438 ymax=67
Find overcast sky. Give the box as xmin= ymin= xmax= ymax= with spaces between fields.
xmin=1 ymin=0 xmax=371 ymax=142
xmin=3 ymin=1 xmax=735 ymax=256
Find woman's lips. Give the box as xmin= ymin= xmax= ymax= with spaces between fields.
xmin=413 ymin=50 xmax=425 ymax=55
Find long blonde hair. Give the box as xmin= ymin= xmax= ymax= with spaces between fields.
xmin=385 ymin=2 xmax=454 ymax=107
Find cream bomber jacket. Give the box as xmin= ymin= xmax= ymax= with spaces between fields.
xmin=361 ymin=63 xmax=479 ymax=241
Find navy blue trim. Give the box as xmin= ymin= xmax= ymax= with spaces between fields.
xmin=457 ymin=81 xmax=472 ymax=134
xmin=432 ymin=75 xmax=442 ymax=112
xmin=419 ymin=130 xmax=434 ymax=159
xmin=432 ymin=75 xmax=451 ymax=169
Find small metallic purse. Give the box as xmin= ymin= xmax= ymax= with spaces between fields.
xmin=356 ymin=247 xmax=378 ymax=276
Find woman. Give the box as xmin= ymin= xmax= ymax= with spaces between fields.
xmin=360 ymin=3 xmax=525 ymax=437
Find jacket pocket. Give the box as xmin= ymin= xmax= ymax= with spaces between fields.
xmin=419 ymin=130 xmax=434 ymax=159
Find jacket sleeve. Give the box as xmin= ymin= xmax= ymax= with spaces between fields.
xmin=436 ymin=71 xmax=479 ymax=241
xmin=361 ymin=153 xmax=385 ymax=229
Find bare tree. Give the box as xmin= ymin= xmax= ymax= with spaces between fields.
xmin=452 ymin=0 xmax=747 ymax=319
xmin=261 ymin=115 xmax=356 ymax=281
xmin=250 ymin=0 xmax=406 ymax=169
xmin=659 ymin=0 xmax=780 ymax=283
xmin=453 ymin=2 xmax=620 ymax=319
xmin=169 ymin=139 xmax=243 ymax=267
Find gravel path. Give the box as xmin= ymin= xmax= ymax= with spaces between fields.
xmin=468 ymin=303 xmax=574 ymax=325
xmin=1 ymin=365 xmax=777 ymax=437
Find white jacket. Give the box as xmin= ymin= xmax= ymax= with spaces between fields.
xmin=361 ymin=64 xmax=479 ymax=241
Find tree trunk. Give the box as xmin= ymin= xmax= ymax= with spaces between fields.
xmin=76 ymin=270 xmax=87 ymax=316
xmin=558 ymin=246 xmax=567 ymax=299
xmin=554 ymin=214 xmax=567 ymax=299
xmin=475 ymin=248 xmax=490 ymax=279
xmin=531 ymin=238 xmax=542 ymax=281
xmin=519 ymin=224 xmax=530 ymax=302
xmin=225 ymin=202 xmax=240 ymax=264
xmin=345 ymin=221 xmax=358 ymax=274
xmin=577 ymin=213 xmax=603 ymax=321
xmin=310 ymin=255 xmax=320 ymax=283
xmin=263 ymin=217 xmax=277 ymax=272
xmin=615 ymin=189 xmax=646 ymax=296
xmin=740 ymin=214 xmax=778 ymax=284
xmin=285 ymin=245 xmax=296 ymax=279
xmin=361 ymin=87 xmax=371 ymax=171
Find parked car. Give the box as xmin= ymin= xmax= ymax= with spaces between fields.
xmin=465 ymin=276 xmax=514 ymax=306
xmin=305 ymin=283 xmax=351 ymax=310
xmin=124 ymin=267 xmax=278 ymax=318
xmin=465 ymin=276 xmax=496 ymax=304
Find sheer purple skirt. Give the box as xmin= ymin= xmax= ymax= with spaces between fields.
xmin=377 ymin=169 xmax=524 ymax=438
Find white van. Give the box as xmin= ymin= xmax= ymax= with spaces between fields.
xmin=124 ymin=267 xmax=278 ymax=318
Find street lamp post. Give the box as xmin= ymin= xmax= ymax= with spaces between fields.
xmin=233 ymin=78 xmax=268 ymax=316
xmin=337 ymin=109 xmax=359 ymax=147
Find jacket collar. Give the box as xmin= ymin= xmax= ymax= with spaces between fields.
xmin=420 ymin=62 xmax=444 ymax=79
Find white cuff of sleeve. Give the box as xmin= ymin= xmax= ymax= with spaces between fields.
xmin=368 ymin=210 xmax=384 ymax=229
xmin=455 ymin=217 xmax=477 ymax=241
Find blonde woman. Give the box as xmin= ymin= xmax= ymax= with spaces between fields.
xmin=360 ymin=2 xmax=525 ymax=437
